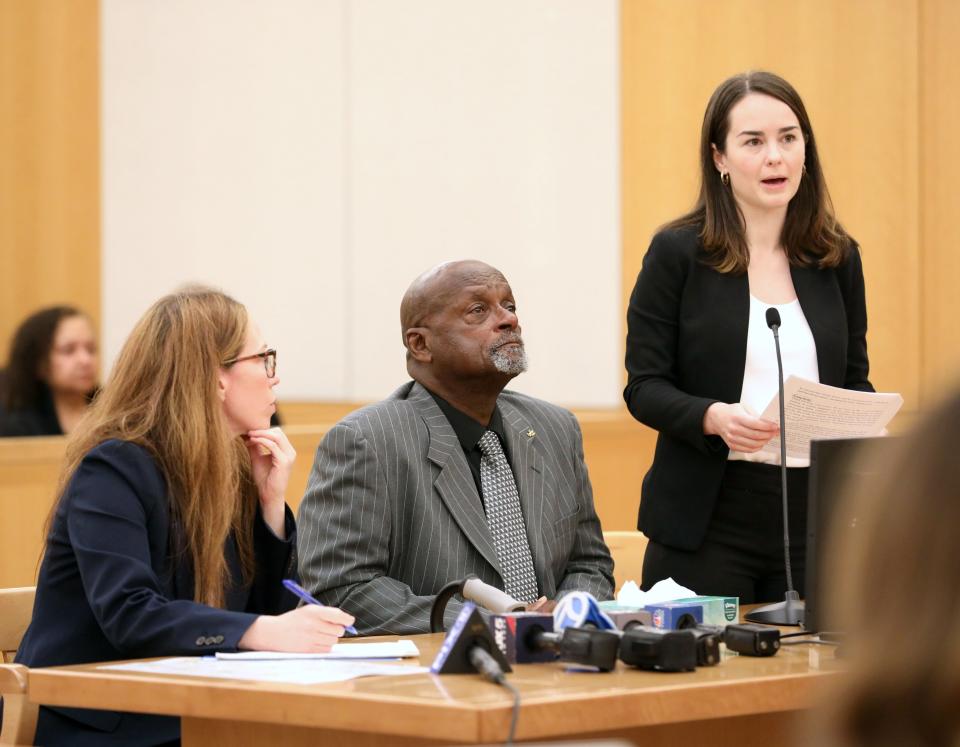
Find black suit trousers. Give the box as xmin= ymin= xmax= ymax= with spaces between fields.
xmin=641 ymin=461 xmax=808 ymax=605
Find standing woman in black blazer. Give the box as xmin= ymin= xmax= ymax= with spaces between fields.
xmin=11 ymin=287 xmax=354 ymax=746
xmin=624 ymin=71 xmax=873 ymax=603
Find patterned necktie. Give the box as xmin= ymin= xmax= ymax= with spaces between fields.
xmin=477 ymin=430 xmax=539 ymax=603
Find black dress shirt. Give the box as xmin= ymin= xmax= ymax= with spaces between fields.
xmin=426 ymin=389 xmax=514 ymax=502
xmin=0 ymin=383 xmax=100 ymax=438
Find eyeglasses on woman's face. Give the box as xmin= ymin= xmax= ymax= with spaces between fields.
xmin=223 ymin=348 xmax=277 ymax=378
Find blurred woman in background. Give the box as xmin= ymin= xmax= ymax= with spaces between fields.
xmin=0 ymin=306 xmax=98 ymax=436
xmin=815 ymin=389 xmax=960 ymax=746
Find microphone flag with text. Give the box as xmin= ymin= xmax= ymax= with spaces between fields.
xmin=552 ymin=592 xmax=616 ymax=632
xmin=430 ymin=602 xmax=512 ymax=676
xmin=491 ymin=610 xmax=620 ymax=671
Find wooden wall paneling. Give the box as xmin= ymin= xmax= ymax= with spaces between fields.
xmin=603 ymin=530 xmax=649 ymax=592
xmin=0 ymin=413 xmax=652 ymax=588
xmin=621 ymin=0 xmax=921 ymax=410
xmin=0 ymin=0 xmax=100 ymax=362
xmin=0 ymin=437 xmax=64 ymax=588
xmin=919 ymin=0 xmax=960 ymax=402
xmin=577 ymin=411 xmax=656 ymax=531
xmin=283 ymin=424 xmax=332 ymax=517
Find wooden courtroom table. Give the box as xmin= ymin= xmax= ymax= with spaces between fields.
xmin=27 ymin=628 xmax=840 ymax=746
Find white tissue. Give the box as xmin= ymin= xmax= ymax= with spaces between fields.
xmin=616 ymin=577 xmax=697 ymax=607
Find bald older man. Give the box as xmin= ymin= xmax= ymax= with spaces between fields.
xmin=297 ymin=261 xmax=614 ymax=635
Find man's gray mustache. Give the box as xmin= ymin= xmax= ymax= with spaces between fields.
xmin=491 ymin=334 xmax=524 ymax=351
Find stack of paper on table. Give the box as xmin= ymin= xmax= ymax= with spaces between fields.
xmin=100 ymin=640 xmax=426 ymax=685
xmin=216 ymin=639 xmax=420 ymax=660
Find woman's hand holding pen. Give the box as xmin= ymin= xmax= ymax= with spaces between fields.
xmin=238 ymin=605 xmax=356 ymax=653
xmin=245 ymin=427 xmax=296 ymax=538
xmin=703 ymin=402 xmax=779 ymax=453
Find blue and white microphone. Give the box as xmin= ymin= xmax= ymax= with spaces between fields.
xmin=553 ymin=592 xmax=616 ymax=631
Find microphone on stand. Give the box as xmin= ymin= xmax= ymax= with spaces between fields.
xmin=745 ymin=307 xmax=805 ymax=626
xmin=429 ymin=602 xmax=522 ymax=744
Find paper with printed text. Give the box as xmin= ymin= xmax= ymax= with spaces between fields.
xmin=759 ymin=376 xmax=903 ymax=459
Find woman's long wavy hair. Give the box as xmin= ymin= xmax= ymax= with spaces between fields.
xmin=2 ymin=306 xmax=88 ymax=410
xmin=47 ymin=287 xmax=257 ymax=607
xmin=665 ymin=70 xmax=852 ymax=274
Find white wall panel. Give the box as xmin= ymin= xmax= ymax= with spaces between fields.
xmin=102 ymin=0 xmax=348 ymax=398
xmin=102 ymin=0 xmax=620 ymax=408
xmin=347 ymin=0 xmax=620 ymax=406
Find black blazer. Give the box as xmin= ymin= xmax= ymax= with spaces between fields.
xmin=623 ymin=226 xmax=873 ymax=551
xmin=11 ymin=440 xmax=298 ymax=746
xmin=0 ymin=384 xmax=99 ymax=437
xmin=0 ymin=388 xmax=63 ymax=437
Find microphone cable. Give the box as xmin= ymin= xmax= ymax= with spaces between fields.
xmin=468 ymin=646 xmax=522 ymax=745
xmin=501 ymin=679 xmax=521 ymax=745
xmin=778 ymin=630 xmax=840 ymax=647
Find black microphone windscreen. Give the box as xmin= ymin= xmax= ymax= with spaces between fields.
xmin=766 ymin=308 xmax=782 ymax=329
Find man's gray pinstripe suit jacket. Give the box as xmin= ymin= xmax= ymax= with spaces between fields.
xmin=297 ymin=380 xmax=615 ymax=635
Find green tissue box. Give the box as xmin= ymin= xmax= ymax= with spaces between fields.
xmin=673 ymin=596 xmax=739 ymax=625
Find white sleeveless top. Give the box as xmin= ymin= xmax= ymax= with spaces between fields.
xmin=728 ymin=295 xmax=819 ymax=467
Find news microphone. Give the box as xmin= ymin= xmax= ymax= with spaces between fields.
xmin=765 ymin=306 xmax=781 ymax=331
xmin=553 ymin=592 xmax=616 ymax=631
xmin=745 ymin=307 xmax=805 ymax=627
xmin=492 ymin=612 xmax=557 ymax=663
xmin=603 ymin=608 xmax=653 ymax=631
xmin=463 ymin=577 xmax=526 ymax=613
xmin=542 ymin=627 xmax=621 ymax=671
xmin=491 ymin=612 xmax=620 ymax=670
xmin=694 ymin=623 xmax=781 ymax=657
xmin=686 ymin=628 xmax=722 ymax=666
xmin=646 ymin=601 xmax=704 ymax=630
xmin=617 ymin=627 xmax=698 ymax=672
xmin=648 ymin=610 xmax=718 ymax=665
xmin=429 ymin=576 xmax=525 ymax=633
xmin=468 ymin=645 xmax=507 ymax=684
xmin=431 ymin=603 xmax=523 ymax=745
xmin=430 ymin=602 xmax=512 ymax=675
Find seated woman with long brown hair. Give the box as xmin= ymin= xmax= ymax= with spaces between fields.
xmin=8 ymin=287 xmax=353 ymax=746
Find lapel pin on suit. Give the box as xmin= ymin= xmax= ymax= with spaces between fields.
xmin=526 ymin=429 xmax=536 ymax=439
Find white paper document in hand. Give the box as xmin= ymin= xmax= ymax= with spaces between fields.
xmin=760 ymin=376 xmax=903 ymax=459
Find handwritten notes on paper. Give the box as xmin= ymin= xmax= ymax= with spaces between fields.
xmin=759 ymin=376 xmax=903 ymax=459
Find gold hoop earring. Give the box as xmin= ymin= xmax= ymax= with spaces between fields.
xmin=721 ymin=172 xmax=730 ymax=186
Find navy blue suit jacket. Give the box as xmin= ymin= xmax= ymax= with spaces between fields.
xmin=623 ymin=226 xmax=873 ymax=551
xmin=11 ymin=440 xmax=298 ymax=746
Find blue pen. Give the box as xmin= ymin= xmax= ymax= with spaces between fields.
xmin=282 ymin=579 xmax=358 ymax=635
